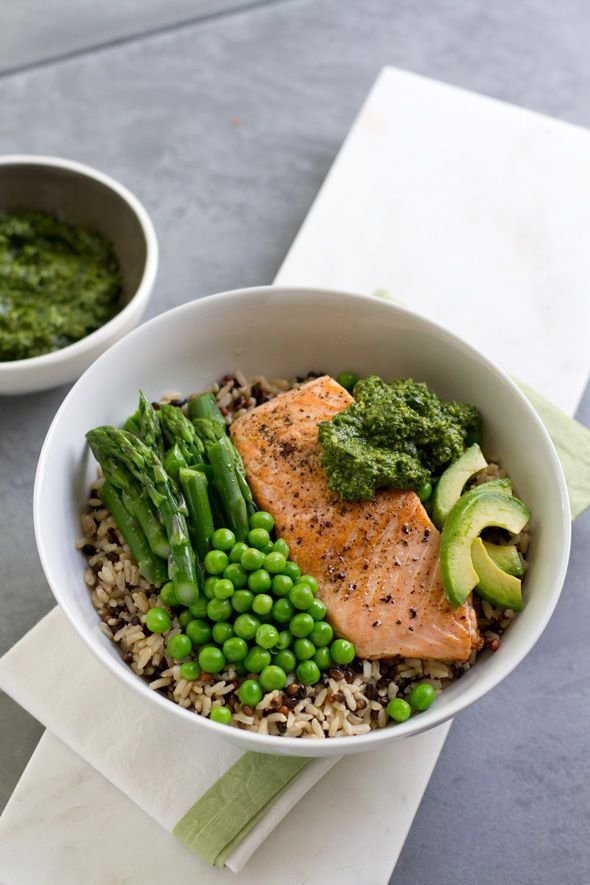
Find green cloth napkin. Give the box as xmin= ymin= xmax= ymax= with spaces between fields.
xmin=174 ymin=753 xmax=309 ymax=867
xmin=516 ymin=381 xmax=590 ymax=519
xmin=173 ymin=332 xmax=590 ymax=868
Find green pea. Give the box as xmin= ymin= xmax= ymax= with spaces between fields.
xmin=330 ymin=638 xmax=355 ymax=665
xmin=310 ymin=621 xmax=333 ymax=648
xmin=213 ymin=578 xmax=235 ymax=600
xmin=289 ymin=583 xmax=314 ymax=611
xmin=273 ymin=649 xmax=296 ymax=673
xmin=210 ymin=705 xmax=232 ymax=725
xmin=238 ymin=679 xmax=262 ymax=706
xmin=223 ymin=562 xmax=248 ymax=589
xmin=203 ymin=576 xmax=218 ymax=599
xmin=206 ymin=598 xmax=233 ymax=622
xmin=260 ymin=665 xmax=287 ymax=692
xmin=418 ymin=482 xmax=433 ymax=503
xmin=241 ymin=547 xmax=266 ymax=571
xmin=235 ymin=661 xmax=248 ymax=676
xmin=264 ymin=552 xmax=287 ymax=575
xmin=198 ymin=646 xmax=226 ymax=674
xmin=188 ymin=597 xmax=209 ymax=618
xmin=290 ymin=613 xmax=314 ymax=638
xmin=336 ymin=370 xmax=359 ymax=392
xmin=204 ymin=549 xmax=229 ymax=575
xmin=186 ymin=618 xmax=212 ymax=647
xmin=256 ymin=623 xmax=279 ymax=649
xmin=212 ymin=528 xmax=236 ymax=551
xmin=180 ymin=660 xmax=201 ymax=680
xmin=275 ymin=630 xmax=292 ymax=650
xmin=178 ymin=609 xmax=193 ymax=629
xmin=223 ymin=636 xmax=248 ymax=662
xmin=247 ymin=527 xmax=270 ymax=550
xmin=159 ymin=582 xmax=179 ymax=608
xmin=234 ymin=613 xmax=260 ymax=641
xmin=232 ymin=589 xmax=254 ymax=613
xmin=294 ymin=638 xmax=316 ymax=661
xmin=167 ymin=633 xmax=192 ymax=660
xmin=262 ymin=541 xmax=274 ymax=554
xmin=248 ymin=569 xmax=271 ymax=593
xmin=296 ymin=660 xmax=321 ymax=686
xmin=252 ymin=594 xmax=273 ymax=616
xmin=298 ymin=575 xmax=319 ymax=594
xmin=282 ymin=561 xmax=301 ymax=582
xmin=145 ymin=607 xmax=171 ymax=634
xmin=313 ymin=647 xmax=332 ymax=671
xmin=212 ymin=622 xmax=234 ymax=644
xmin=308 ymin=598 xmax=327 ymax=621
xmin=408 ymin=682 xmax=437 ymax=711
xmin=229 ymin=541 xmax=248 ymax=563
xmin=270 ymin=598 xmax=293 ymax=625
xmin=249 ymin=511 xmax=275 ymax=532
xmin=272 ymin=538 xmax=289 ymax=558
xmin=271 ymin=574 xmax=293 ymax=597
xmin=244 ymin=646 xmax=271 ymax=673
xmin=387 ymin=697 xmax=412 ymax=722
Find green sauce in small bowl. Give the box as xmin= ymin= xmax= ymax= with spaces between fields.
xmin=0 ymin=210 xmax=122 ymax=361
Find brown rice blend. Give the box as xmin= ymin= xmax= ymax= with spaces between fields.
xmin=78 ymin=372 xmax=529 ymax=739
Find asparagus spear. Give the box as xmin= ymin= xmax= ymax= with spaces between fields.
xmin=207 ymin=435 xmax=249 ymax=542
xmin=179 ymin=467 xmax=215 ymax=561
xmin=230 ymin=445 xmax=256 ymax=518
xmin=121 ymin=487 xmax=170 ymax=559
xmin=189 ymin=394 xmax=256 ymax=517
xmin=125 ymin=391 xmax=164 ymax=457
xmin=163 ymin=443 xmax=188 ymax=483
xmin=188 ymin=392 xmax=227 ymax=431
xmin=86 ymin=427 xmax=199 ymax=604
xmin=192 ymin=417 xmax=226 ymax=447
xmin=101 ymin=481 xmax=167 ymax=585
xmin=124 ymin=414 xmax=141 ymax=437
xmin=94 ymin=452 xmax=169 ymax=558
xmin=158 ymin=404 xmax=204 ymax=466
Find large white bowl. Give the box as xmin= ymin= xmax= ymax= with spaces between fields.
xmin=0 ymin=155 xmax=158 ymax=394
xmin=34 ymin=287 xmax=571 ymax=757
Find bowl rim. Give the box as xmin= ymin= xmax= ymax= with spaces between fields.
xmin=0 ymin=153 xmax=158 ymax=375
xmin=34 ymin=285 xmax=572 ymax=754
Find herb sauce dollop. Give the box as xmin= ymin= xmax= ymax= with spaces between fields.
xmin=0 ymin=211 xmax=122 ymax=361
xmin=318 ymin=376 xmax=480 ymax=500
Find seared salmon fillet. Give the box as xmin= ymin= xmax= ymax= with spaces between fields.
xmin=231 ymin=376 xmax=481 ymax=662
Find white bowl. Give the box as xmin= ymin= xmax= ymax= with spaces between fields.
xmin=0 ymin=155 xmax=158 ymax=395
xmin=34 ymin=287 xmax=571 ymax=757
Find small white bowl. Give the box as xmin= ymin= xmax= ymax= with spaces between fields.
xmin=34 ymin=287 xmax=571 ymax=757
xmin=0 ymin=155 xmax=158 ymax=395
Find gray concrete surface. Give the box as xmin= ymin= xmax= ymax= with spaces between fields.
xmin=0 ymin=1 xmax=588 ymax=882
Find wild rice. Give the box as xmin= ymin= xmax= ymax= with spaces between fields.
xmin=79 ymin=371 xmax=529 ymax=738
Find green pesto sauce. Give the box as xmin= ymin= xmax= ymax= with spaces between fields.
xmin=318 ymin=375 xmax=480 ymax=500
xmin=0 ymin=211 xmax=122 ymax=361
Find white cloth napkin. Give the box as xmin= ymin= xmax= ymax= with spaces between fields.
xmin=0 ymin=609 xmax=337 ymax=873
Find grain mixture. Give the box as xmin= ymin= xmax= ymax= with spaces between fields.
xmin=78 ymin=372 xmax=529 ymax=738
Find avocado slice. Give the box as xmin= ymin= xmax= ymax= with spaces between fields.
xmin=471 ymin=538 xmax=523 ymax=611
xmin=461 ymin=476 xmax=512 ymax=498
xmin=482 ymin=541 xmax=524 ymax=577
xmin=440 ymin=488 xmax=531 ymax=608
xmin=432 ymin=444 xmax=488 ymax=528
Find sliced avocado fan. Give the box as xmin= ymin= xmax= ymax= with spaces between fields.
xmin=440 ymin=486 xmax=530 ymax=608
